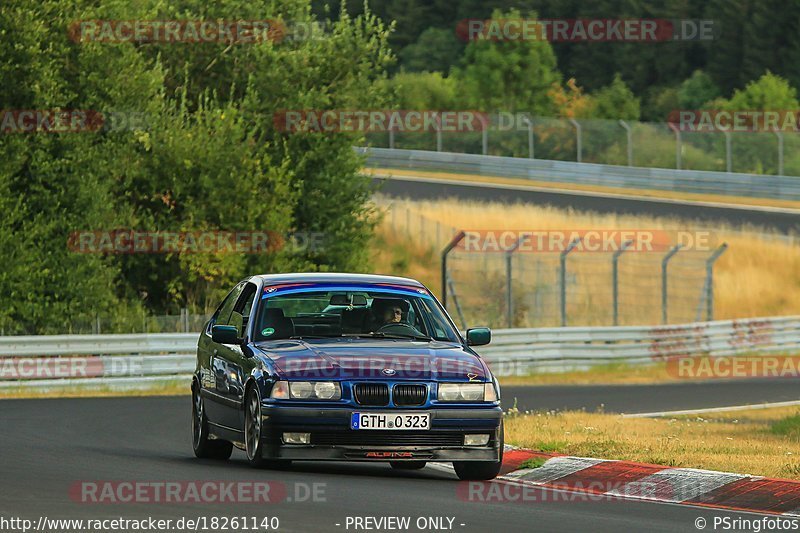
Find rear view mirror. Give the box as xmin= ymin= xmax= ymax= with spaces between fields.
xmin=466 ymin=327 xmax=491 ymax=346
xmin=329 ymin=294 xmax=367 ymax=306
xmin=212 ymin=325 xmax=240 ymax=344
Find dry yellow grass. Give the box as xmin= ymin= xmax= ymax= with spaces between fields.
xmin=370 ymin=218 xmax=444 ymax=298
xmin=0 ymin=381 xmax=188 ymax=399
xmin=504 ymin=406 xmax=800 ymax=478
xmin=372 ymin=197 xmax=800 ymax=321
xmin=497 ymin=362 xmax=676 ymax=386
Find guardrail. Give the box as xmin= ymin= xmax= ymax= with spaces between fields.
xmin=480 ymin=316 xmax=800 ymax=374
xmin=0 ymin=315 xmax=797 ymax=394
xmin=359 ymin=147 xmax=800 ymax=202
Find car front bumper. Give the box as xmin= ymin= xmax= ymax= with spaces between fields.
xmin=259 ymin=404 xmax=503 ymax=462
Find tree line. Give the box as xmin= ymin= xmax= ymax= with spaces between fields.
xmin=319 ymin=0 xmax=800 ymax=121
xmin=0 ymin=0 xmax=392 ymax=333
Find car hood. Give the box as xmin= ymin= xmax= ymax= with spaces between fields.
xmin=253 ymin=338 xmax=489 ymax=381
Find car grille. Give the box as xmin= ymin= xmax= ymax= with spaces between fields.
xmin=393 ymin=384 xmax=427 ymax=406
xmin=353 ymin=383 xmax=389 ymax=406
xmin=311 ymin=431 xmax=464 ymax=447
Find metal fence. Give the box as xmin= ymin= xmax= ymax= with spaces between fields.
xmin=378 ymin=200 xmax=728 ymax=329
xmin=364 ymin=115 xmax=800 ymax=178
xmin=444 ymin=241 xmax=726 ymax=329
xmin=0 ymin=310 xmax=211 ymax=337
xmin=1 ymin=316 xmax=797 ymax=394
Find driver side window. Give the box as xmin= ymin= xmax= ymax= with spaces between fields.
xmin=211 ymin=283 xmax=245 ymax=330
xmin=230 ymin=282 xmax=258 ymax=337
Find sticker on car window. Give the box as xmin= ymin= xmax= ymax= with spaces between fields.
xmin=261 ymin=327 xmax=275 ymax=336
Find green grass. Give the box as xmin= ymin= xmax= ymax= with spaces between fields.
xmin=533 ymin=440 xmax=569 ymax=452
xmin=520 ymin=457 xmax=547 ymax=469
xmin=770 ymin=414 xmax=800 ymax=438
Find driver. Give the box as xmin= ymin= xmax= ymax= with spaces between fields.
xmin=382 ymin=305 xmax=403 ymax=326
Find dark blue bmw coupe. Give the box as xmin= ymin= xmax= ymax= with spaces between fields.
xmin=192 ymin=273 xmax=503 ymax=480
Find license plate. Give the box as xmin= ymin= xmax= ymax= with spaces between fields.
xmin=351 ymin=412 xmax=430 ymax=430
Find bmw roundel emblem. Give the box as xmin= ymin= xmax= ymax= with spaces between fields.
xmin=381 ymin=368 xmax=396 ymax=376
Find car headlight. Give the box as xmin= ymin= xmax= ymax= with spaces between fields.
xmin=438 ymin=383 xmax=497 ymax=402
xmin=270 ymin=380 xmax=341 ymax=400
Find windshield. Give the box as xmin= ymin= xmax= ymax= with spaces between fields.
xmin=253 ymin=284 xmax=460 ymax=342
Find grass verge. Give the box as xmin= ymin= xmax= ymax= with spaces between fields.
xmin=497 ymin=362 xmax=676 ymax=386
xmin=505 ymin=405 xmax=800 ymax=479
xmin=0 ymin=380 xmax=189 ymax=399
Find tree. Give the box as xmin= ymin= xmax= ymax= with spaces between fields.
xmin=381 ymin=71 xmax=458 ymax=109
xmin=588 ymin=74 xmax=641 ymax=120
xmin=678 ymin=70 xmax=720 ymax=109
xmin=453 ymin=9 xmax=561 ymax=113
xmin=548 ymin=78 xmax=595 ymax=118
xmin=721 ymin=72 xmax=800 ymax=110
xmin=0 ymin=0 xmax=394 ymax=331
xmin=399 ymin=28 xmax=463 ymax=73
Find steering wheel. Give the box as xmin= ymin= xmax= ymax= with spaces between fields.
xmin=377 ymin=322 xmax=422 ymax=336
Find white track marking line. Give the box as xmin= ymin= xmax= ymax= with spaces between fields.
xmin=605 ymin=468 xmax=748 ymax=503
xmin=622 ymin=399 xmax=800 ymax=418
xmin=429 ymin=454 xmax=783 ymax=517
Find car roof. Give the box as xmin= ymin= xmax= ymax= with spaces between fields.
xmin=250 ymin=272 xmax=426 ymax=288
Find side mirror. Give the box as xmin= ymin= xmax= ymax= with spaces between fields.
xmin=466 ymin=327 xmax=491 ymax=346
xmin=212 ymin=325 xmax=240 ymax=345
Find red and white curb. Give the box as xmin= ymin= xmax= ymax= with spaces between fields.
xmin=437 ymin=446 xmax=800 ymax=516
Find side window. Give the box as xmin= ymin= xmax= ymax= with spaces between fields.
xmin=213 ymin=283 xmax=245 ymax=329
xmin=230 ymin=282 xmax=258 ymax=337
xmin=419 ymin=299 xmax=457 ymax=341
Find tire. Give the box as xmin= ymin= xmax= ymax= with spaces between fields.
xmin=390 ymin=461 xmax=427 ymax=470
xmin=192 ymin=384 xmax=233 ymax=460
xmin=452 ymin=419 xmax=504 ymax=481
xmin=244 ymin=386 xmax=291 ymax=469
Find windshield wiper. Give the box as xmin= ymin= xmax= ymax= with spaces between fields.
xmin=343 ymin=332 xmax=433 ymax=342
xmin=287 ymin=334 xmax=343 ymax=339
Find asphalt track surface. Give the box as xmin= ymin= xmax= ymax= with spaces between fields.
xmin=2 ymin=392 xmax=793 ymax=533
xmin=372 ymin=175 xmax=800 ymax=234
xmin=503 ymin=378 xmax=800 ymax=414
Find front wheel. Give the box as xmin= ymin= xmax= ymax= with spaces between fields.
xmin=192 ymin=385 xmax=233 ymax=460
xmin=452 ymin=419 xmax=504 ymax=481
xmin=244 ymin=387 xmax=291 ymax=469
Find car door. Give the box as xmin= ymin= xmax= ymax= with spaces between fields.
xmin=213 ymin=282 xmax=259 ymax=430
xmin=199 ymin=282 xmax=245 ymax=428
